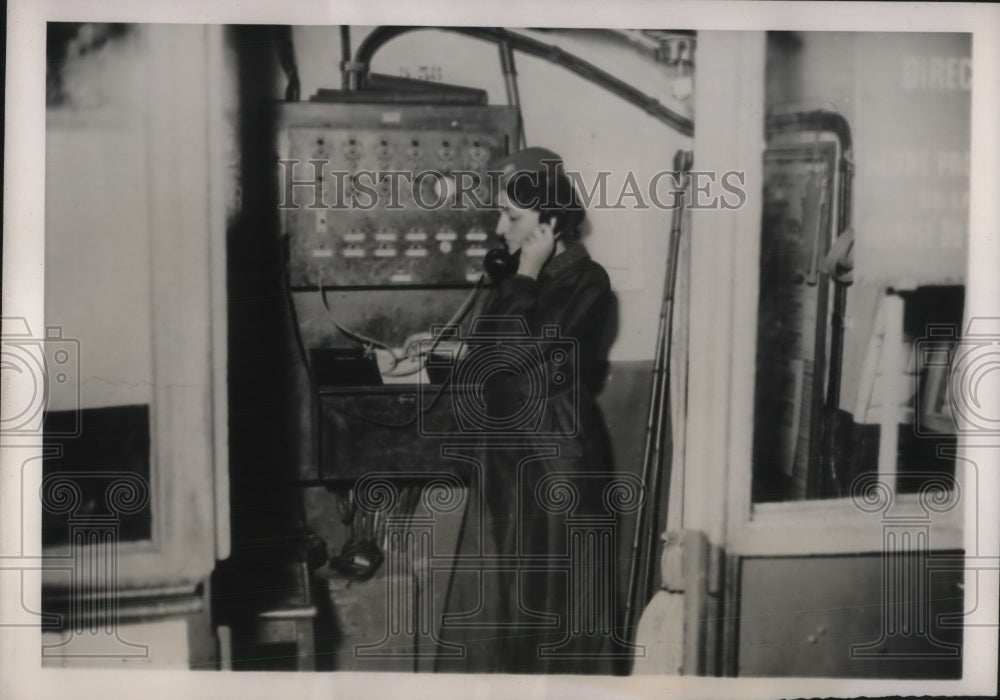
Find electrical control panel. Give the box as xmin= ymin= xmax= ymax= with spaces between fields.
xmin=275 ymin=102 xmax=518 ymax=287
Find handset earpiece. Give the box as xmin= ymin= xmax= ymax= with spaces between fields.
xmin=483 ymin=246 xmax=520 ymax=280
xmin=484 ymin=215 xmax=562 ymax=281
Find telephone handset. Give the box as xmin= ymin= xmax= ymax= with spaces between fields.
xmin=482 ymin=215 xmax=561 ymax=281
xmin=482 ymin=246 xmax=522 ymax=279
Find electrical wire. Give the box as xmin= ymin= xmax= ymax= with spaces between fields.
xmin=312 ymin=271 xmax=487 ymax=429
xmin=383 ymin=272 xmax=486 ymax=377
xmin=340 ymin=26 xmax=352 ymax=90
xmin=353 ymin=27 xmax=694 ymax=137
xmin=283 ymin=237 xmax=482 ymax=442
xmin=275 ymin=26 xmax=301 ymax=102
xmin=315 ymin=268 xmax=486 ymax=376
xmin=282 ymin=235 xmax=321 ymax=401
xmin=316 ymin=268 xmax=401 ymax=372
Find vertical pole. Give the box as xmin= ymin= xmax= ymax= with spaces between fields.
xmin=498 ymin=41 xmax=527 ymax=149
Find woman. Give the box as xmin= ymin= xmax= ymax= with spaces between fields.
xmin=436 ymin=149 xmax=624 ymax=675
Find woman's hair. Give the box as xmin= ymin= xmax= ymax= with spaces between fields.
xmin=505 ymin=168 xmax=586 ymax=242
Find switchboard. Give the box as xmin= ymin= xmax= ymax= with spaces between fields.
xmin=276 ymin=102 xmax=518 ymax=287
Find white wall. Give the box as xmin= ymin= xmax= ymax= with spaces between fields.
xmin=46 ymin=27 xmax=154 ymax=409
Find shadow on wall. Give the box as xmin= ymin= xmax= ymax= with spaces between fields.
xmin=213 ymin=25 xmax=315 ymax=655
xmin=47 ymin=23 xmax=136 ymax=108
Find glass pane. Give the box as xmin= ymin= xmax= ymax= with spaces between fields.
xmin=753 ymin=31 xmax=971 ymax=503
xmin=752 ymin=141 xmax=838 ymax=502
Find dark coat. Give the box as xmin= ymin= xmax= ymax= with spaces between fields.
xmin=436 ymin=241 xmax=626 ymax=674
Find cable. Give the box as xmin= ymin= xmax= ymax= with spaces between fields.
xmin=383 ymin=272 xmax=486 ymax=377
xmin=315 ymin=268 xmax=486 ymax=377
xmin=340 ymin=26 xmax=352 ymax=90
xmin=275 ymin=26 xmax=301 ymax=102
xmin=282 ymin=235 xmax=320 ymax=398
xmin=316 ymin=268 xmax=401 ymax=372
xmin=312 ymin=271 xmax=487 ymax=429
xmin=353 ymin=27 xmax=694 ymax=137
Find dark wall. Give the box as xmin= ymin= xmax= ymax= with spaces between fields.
xmin=214 ymin=26 xmax=309 ymax=637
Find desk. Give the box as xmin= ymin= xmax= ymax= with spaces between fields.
xmin=308 ymin=384 xmax=478 ymax=482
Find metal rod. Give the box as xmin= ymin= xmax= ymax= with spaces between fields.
xmin=275 ymin=26 xmax=301 ymax=102
xmin=624 ymin=151 xmax=693 ymax=638
xmin=640 ymin=163 xmax=690 ymax=599
xmin=823 ymin=140 xmax=853 ymax=496
xmin=498 ymin=39 xmax=527 ymax=149
xmin=625 ymin=274 xmax=671 ymax=630
xmin=340 ymin=26 xmax=352 ymax=90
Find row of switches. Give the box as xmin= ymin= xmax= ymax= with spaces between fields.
xmin=322 ymin=136 xmax=490 ymax=165
xmin=328 ymin=243 xmax=490 ymax=258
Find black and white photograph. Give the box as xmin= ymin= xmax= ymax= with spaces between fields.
xmin=2 ymin=1 xmax=999 ymax=698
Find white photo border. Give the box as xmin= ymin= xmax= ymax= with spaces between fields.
xmin=3 ymin=1 xmax=998 ymax=698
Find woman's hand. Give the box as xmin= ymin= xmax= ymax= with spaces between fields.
xmin=402 ymin=331 xmax=467 ymax=361
xmin=402 ymin=331 xmax=434 ymax=359
xmin=517 ymin=220 xmax=556 ymax=279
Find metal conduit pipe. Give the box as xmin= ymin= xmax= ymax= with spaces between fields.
xmin=497 ymin=38 xmax=527 ymax=148
xmin=353 ymin=26 xmax=695 ymax=137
